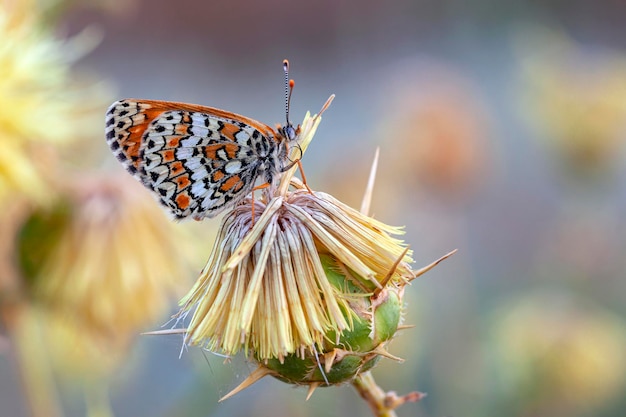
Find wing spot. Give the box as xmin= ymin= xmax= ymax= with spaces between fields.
xmin=175 ymin=193 xmax=191 ymax=210
xmin=175 ymin=124 xmax=189 ymax=135
xmin=175 ymin=175 xmax=191 ymax=190
xmin=170 ymin=161 xmax=184 ymax=175
xmin=168 ymin=137 xmax=180 ymax=148
xmin=161 ymin=149 xmax=175 ymax=162
xmin=220 ymin=175 xmax=243 ymax=192
xmin=212 ymin=170 xmax=225 ymax=182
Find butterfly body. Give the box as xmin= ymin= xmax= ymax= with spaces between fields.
xmin=105 ymin=99 xmax=297 ymax=220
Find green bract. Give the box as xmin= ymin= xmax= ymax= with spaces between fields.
xmin=259 ymin=254 xmax=403 ymax=386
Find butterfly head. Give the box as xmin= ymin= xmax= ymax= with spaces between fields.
xmin=278 ymin=122 xmax=299 ymax=142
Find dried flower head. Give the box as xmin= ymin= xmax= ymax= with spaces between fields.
xmin=179 ymin=182 xmax=414 ymax=359
xmin=174 ymin=105 xmax=455 ymax=402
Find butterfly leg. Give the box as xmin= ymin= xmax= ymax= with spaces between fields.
xmin=250 ymin=182 xmax=270 ymax=225
xmin=281 ymin=157 xmax=313 ymax=194
xmin=297 ymin=160 xmax=313 ymax=194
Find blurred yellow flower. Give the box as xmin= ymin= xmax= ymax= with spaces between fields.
xmin=490 ymin=293 xmax=626 ymax=415
xmin=0 ymin=3 xmax=106 ymax=202
xmin=0 ymin=2 xmax=183 ymax=415
xmin=39 ymin=307 xmax=129 ymax=382
xmin=518 ymin=28 xmax=626 ymax=176
xmin=25 ymin=176 xmax=188 ymax=349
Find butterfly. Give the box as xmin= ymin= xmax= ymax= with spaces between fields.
xmin=105 ymin=60 xmax=302 ymax=221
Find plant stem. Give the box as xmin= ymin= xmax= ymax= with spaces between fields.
xmin=352 ymin=371 xmax=426 ymax=417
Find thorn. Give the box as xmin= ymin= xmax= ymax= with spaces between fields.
xmin=360 ymin=147 xmax=380 ymax=216
xmin=306 ymin=382 xmax=321 ymax=400
xmin=373 ymin=345 xmax=404 ymax=362
xmin=219 ymin=367 xmax=273 ymax=402
xmin=324 ymin=349 xmax=338 ymax=374
xmin=373 ymin=246 xmax=410 ymax=298
xmin=141 ymin=328 xmax=187 ymax=336
xmin=411 ymin=249 xmax=458 ymax=281
xmin=314 ymin=94 xmax=335 ymax=122
xmin=396 ymin=324 xmax=416 ymax=330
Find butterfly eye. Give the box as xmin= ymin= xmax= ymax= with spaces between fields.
xmin=283 ymin=125 xmax=297 ymax=141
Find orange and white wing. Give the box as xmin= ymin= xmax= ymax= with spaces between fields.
xmin=105 ymin=99 xmax=279 ymax=220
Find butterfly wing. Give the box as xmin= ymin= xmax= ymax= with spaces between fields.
xmin=105 ymin=99 xmax=279 ymax=220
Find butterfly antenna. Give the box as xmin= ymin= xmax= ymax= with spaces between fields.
xmin=283 ymin=59 xmax=295 ymax=127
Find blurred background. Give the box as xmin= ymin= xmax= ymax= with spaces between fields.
xmin=2 ymin=0 xmax=626 ymax=416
